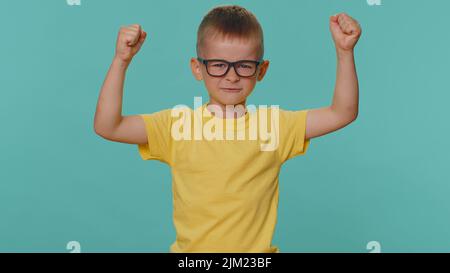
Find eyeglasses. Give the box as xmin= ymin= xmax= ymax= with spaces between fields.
xmin=197 ymin=57 xmax=263 ymax=77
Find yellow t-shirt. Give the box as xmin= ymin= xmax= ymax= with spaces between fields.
xmin=137 ymin=103 xmax=310 ymax=253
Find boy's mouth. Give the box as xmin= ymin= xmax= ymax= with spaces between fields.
xmin=221 ymin=88 xmax=242 ymax=93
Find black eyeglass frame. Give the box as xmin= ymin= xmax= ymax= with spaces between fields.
xmin=197 ymin=57 xmax=264 ymax=78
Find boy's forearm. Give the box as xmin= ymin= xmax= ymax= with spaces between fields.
xmin=330 ymin=50 xmax=359 ymax=121
xmin=94 ymin=57 xmax=130 ymax=135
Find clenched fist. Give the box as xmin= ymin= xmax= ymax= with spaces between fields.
xmin=115 ymin=24 xmax=147 ymax=63
xmin=329 ymin=13 xmax=362 ymax=52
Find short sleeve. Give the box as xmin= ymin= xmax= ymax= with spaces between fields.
xmin=137 ymin=109 xmax=173 ymax=165
xmin=278 ymin=109 xmax=311 ymax=163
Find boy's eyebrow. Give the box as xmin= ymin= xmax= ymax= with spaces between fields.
xmin=201 ymin=52 xmax=261 ymax=61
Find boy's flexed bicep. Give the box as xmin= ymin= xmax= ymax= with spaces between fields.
xmin=107 ymin=115 xmax=148 ymax=144
xmin=305 ymin=106 xmax=357 ymax=139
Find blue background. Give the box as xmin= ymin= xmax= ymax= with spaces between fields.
xmin=1 ymin=0 xmax=449 ymax=252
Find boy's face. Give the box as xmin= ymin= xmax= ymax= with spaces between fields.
xmin=191 ymin=35 xmax=269 ymax=108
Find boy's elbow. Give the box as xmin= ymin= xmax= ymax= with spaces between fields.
xmin=344 ymin=105 xmax=358 ymax=124
xmin=350 ymin=110 xmax=358 ymax=122
xmin=345 ymin=111 xmax=358 ymax=126
xmin=332 ymin=106 xmax=358 ymax=126
xmin=94 ymin=124 xmax=113 ymax=140
xmin=94 ymin=125 xmax=106 ymax=138
xmin=338 ymin=110 xmax=358 ymax=128
xmin=93 ymin=118 xmax=103 ymax=137
xmin=93 ymin=114 xmax=114 ymax=140
xmin=93 ymin=115 xmax=124 ymax=141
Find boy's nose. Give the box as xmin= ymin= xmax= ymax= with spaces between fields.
xmin=224 ymin=65 xmax=240 ymax=82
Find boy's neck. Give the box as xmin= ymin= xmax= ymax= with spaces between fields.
xmin=206 ymin=100 xmax=248 ymax=119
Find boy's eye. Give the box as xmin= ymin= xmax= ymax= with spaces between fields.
xmin=212 ymin=63 xmax=226 ymax=68
xmin=239 ymin=64 xmax=252 ymax=69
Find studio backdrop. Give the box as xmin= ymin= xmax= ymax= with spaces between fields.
xmin=1 ymin=0 xmax=449 ymax=253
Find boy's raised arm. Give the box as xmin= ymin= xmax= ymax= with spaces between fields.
xmin=305 ymin=13 xmax=362 ymax=140
xmin=94 ymin=24 xmax=148 ymax=144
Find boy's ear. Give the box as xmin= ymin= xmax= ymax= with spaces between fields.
xmin=190 ymin=58 xmax=203 ymax=81
xmin=257 ymin=60 xmax=270 ymax=81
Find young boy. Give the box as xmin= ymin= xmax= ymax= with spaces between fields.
xmin=94 ymin=5 xmax=361 ymax=253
